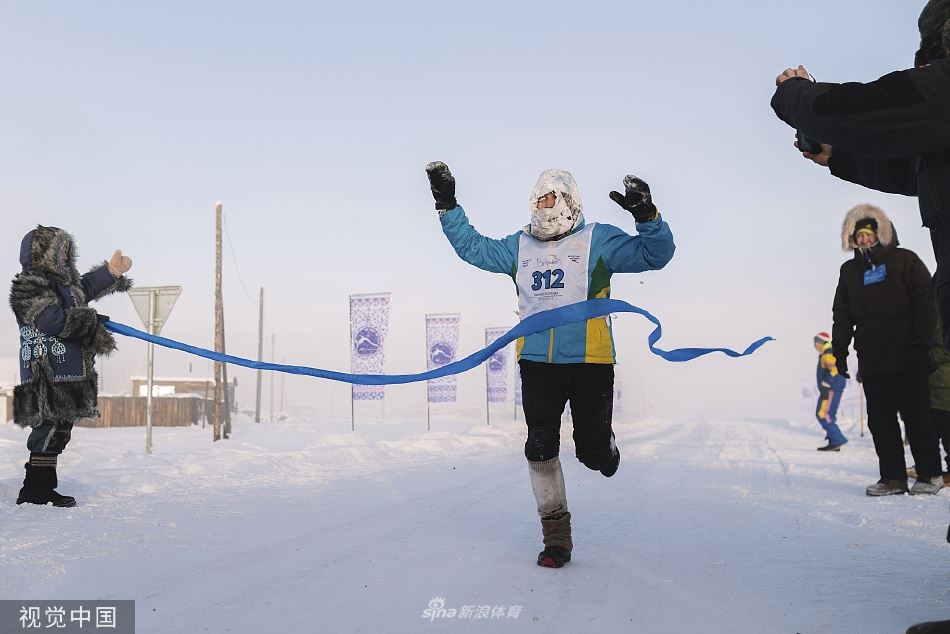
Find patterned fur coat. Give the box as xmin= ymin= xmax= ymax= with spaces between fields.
xmin=9 ymin=226 xmax=132 ymax=427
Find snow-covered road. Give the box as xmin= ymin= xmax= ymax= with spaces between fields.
xmin=1 ymin=414 xmax=947 ymax=633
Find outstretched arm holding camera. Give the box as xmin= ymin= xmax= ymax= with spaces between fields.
xmin=771 ymin=62 xmax=950 ymax=161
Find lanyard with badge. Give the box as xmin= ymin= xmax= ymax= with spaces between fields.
xmin=863 ymin=252 xmax=886 ymax=285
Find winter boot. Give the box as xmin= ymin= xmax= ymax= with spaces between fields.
xmin=910 ymin=476 xmax=945 ymax=496
xmin=16 ymin=454 xmax=76 ymax=507
xmin=538 ymin=513 xmax=572 ymax=568
xmin=817 ymin=442 xmax=843 ymax=452
xmin=865 ymin=479 xmax=909 ymax=497
xmin=529 ymin=457 xmax=572 ymax=568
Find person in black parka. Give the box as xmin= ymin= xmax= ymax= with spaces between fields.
xmin=771 ymin=1 xmax=950 ymax=354
xmin=832 ymin=205 xmax=943 ymax=496
xmin=10 ymin=225 xmax=132 ymax=507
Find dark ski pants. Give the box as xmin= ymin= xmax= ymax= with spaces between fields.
xmin=863 ymin=372 xmax=941 ymax=481
xmin=26 ymin=419 xmax=74 ymax=455
xmin=518 ymin=360 xmax=615 ymax=471
xmin=931 ymin=408 xmax=950 ymax=473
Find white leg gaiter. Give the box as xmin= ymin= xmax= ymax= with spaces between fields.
xmin=528 ymin=457 xmax=569 ymax=520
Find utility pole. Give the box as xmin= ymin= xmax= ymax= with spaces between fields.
xmin=255 ymin=287 xmax=264 ymax=423
xmin=213 ymin=202 xmax=224 ymax=442
xmin=269 ymin=333 xmax=275 ymax=422
xmin=221 ymin=312 xmax=231 ymax=439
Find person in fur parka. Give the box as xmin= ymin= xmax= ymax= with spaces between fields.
xmin=10 ymin=225 xmax=132 ymax=507
xmin=831 ymin=204 xmax=944 ymax=496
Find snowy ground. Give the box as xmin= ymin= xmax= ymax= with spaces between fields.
xmin=1 ymin=411 xmax=948 ymax=633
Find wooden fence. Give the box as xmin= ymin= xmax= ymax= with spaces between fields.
xmin=76 ymin=396 xmax=209 ymax=428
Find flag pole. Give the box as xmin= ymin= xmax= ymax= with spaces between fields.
xmin=485 ymin=334 xmax=490 ymax=426
xmin=349 ymin=296 xmax=355 ymax=433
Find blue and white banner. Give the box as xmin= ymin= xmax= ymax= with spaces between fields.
xmin=426 ymin=313 xmax=461 ymax=403
xmin=485 ymin=327 xmax=509 ymax=403
xmin=350 ymin=293 xmax=391 ymax=401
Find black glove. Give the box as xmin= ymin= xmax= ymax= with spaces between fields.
xmin=425 ymin=161 xmax=457 ymax=211
xmin=836 ymin=359 xmax=850 ymax=380
xmin=609 ymin=175 xmax=658 ymax=223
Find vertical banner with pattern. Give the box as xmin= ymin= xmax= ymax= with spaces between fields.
xmin=350 ymin=293 xmax=391 ymax=401
xmin=485 ymin=327 xmax=509 ymax=403
xmin=426 ymin=313 xmax=461 ymax=403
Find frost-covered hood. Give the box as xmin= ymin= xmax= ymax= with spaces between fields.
xmin=525 ymin=169 xmax=583 ymax=241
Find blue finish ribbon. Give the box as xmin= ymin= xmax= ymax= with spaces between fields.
xmin=104 ymin=298 xmax=773 ymax=385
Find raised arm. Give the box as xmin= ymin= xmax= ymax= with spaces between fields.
xmin=427 ymin=161 xmax=518 ymax=276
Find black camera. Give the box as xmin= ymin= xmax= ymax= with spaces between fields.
xmin=796 ymin=129 xmax=822 ymax=155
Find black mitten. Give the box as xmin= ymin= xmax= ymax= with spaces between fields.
xmin=425 ymin=161 xmax=458 ymax=211
xmin=609 ymin=175 xmax=658 ymax=223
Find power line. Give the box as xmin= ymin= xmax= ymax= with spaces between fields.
xmin=222 ymin=212 xmax=258 ymax=304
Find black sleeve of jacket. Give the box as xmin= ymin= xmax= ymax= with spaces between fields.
xmin=907 ymin=253 xmax=937 ymax=348
xmin=828 ymin=149 xmax=919 ymax=196
xmin=831 ymin=268 xmax=854 ymax=367
xmin=770 ymin=62 xmax=950 ymax=159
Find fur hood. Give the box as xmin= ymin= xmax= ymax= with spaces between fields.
xmin=19 ymin=225 xmax=81 ymax=284
xmin=840 ymin=204 xmax=898 ymax=250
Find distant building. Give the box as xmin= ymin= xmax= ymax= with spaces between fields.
xmin=1 ymin=377 xmax=237 ymax=428
xmin=129 ymin=376 xmax=237 ymax=411
xmin=74 ymin=377 xmax=237 ymax=428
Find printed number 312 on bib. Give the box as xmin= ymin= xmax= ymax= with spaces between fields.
xmin=531 ymin=269 xmax=565 ymax=291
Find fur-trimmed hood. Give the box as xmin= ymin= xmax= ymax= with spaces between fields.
xmin=19 ymin=225 xmax=80 ymax=284
xmin=841 ymin=204 xmax=898 ymax=250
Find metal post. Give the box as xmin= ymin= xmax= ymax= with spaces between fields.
xmin=485 ymin=362 xmax=490 ymax=427
xmin=349 ymin=301 xmax=355 ymax=432
xmin=255 ymin=287 xmax=263 ymax=423
xmin=145 ymin=289 xmax=156 ymax=454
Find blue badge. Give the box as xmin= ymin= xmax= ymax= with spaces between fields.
xmin=864 ymin=263 xmax=887 ymax=285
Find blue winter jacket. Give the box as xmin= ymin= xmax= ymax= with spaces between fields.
xmin=440 ymin=206 xmax=675 ymax=364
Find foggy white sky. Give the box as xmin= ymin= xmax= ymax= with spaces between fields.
xmin=0 ymin=1 xmax=934 ymax=422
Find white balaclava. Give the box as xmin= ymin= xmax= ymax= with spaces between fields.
xmin=526 ymin=169 xmax=583 ymax=241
